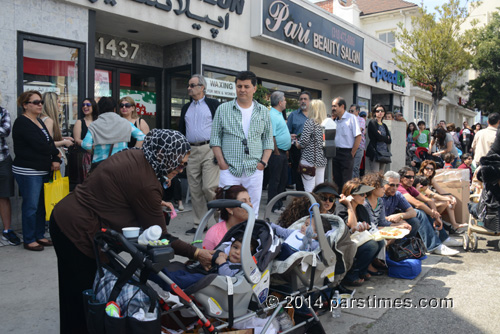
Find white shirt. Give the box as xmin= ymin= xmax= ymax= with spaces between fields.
xmin=185 ymin=97 xmax=213 ymax=143
xmin=237 ymin=101 xmax=254 ymax=139
xmin=472 ymin=126 xmax=498 ymax=165
xmin=334 ymin=111 xmax=361 ymax=148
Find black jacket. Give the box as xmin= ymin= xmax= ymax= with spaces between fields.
xmin=13 ymin=116 xmax=60 ymax=171
xmin=178 ymin=97 xmax=220 ymax=137
xmin=366 ymin=119 xmax=391 ymax=159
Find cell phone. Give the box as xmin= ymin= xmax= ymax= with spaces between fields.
xmin=347 ymin=195 xmax=354 ymax=201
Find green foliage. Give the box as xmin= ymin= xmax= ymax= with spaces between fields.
xmin=467 ymin=11 xmax=500 ymax=114
xmin=392 ymin=0 xmax=474 ymax=128
xmin=254 ymin=84 xmax=271 ymax=107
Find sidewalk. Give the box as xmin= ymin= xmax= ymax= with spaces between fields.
xmin=1 ymin=193 xmax=499 ymax=333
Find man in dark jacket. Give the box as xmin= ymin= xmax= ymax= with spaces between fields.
xmin=179 ymin=74 xmax=220 ymax=234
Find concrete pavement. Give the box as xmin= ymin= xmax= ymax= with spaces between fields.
xmin=1 ymin=195 xmax=499 ymax=334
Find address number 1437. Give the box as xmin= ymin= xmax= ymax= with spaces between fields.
xmin=98 ymin=37 xmax=139 ymax=60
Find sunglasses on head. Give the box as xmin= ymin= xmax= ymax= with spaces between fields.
xmin=188 ymin=83 xmax=202 ymax=88
xmin=119 ymin=103 xmax=133 ymax=108
xmin=82 ymin=103 xmax=92 ymax=107
xmin=321 ymin=195 xmax=335 ymax=203
xmin=27 ymin=100 xmax=44 ymax=106
xmin=242 ymin=139 xmax=249 ymax=155
xmin=175 ymin=161 xmax=188 ymax=171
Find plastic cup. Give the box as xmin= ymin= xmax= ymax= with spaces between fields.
xmin=122 ymin=227 xmax=140 ymax=238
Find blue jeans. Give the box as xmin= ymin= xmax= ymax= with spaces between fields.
xmin=345 ymin=239 xmax=385 ymax=282
xmin=13 ymin=173 xmax=49 ymax=244
xmin=415 ymin=209 xmax=448 ymax=252
xmin=405 ymin=216 xmax=421 ymax=238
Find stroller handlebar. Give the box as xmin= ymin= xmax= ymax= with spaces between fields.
xmin=207 ymin=199 xmax=245 ymax=209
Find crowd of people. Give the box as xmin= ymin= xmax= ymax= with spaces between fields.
xmin=0 ymin=70 xmax=499 ymax=334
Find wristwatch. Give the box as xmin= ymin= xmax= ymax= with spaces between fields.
xmin=259 ymin=160 xmax=268 ymax=168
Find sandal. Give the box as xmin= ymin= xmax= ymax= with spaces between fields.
xmin=37 ymin=239 xmax=53 ymax=246
xmin=24 ymin=243 xmax=44 ymax=251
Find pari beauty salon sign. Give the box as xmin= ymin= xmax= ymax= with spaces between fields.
xmin=257 ymin=0 xmax=364 ymax=70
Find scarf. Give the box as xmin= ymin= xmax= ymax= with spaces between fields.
xmin=142 ymin=129 xmax=191 ymax=182
xmin=87 ymin=112 xmax=132 ymax=145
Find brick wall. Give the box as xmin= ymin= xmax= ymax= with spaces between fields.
xmin=315 ymin=0 xmax=334 ymax=13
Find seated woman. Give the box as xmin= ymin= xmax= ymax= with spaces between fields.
xmin=362 ymin=172 xmax=413 ymax=235
xmin=277 ymin=193 xmax=322 ymax=228
xmin=312 ymin=182 xmax=339 ymax=214
xmin=202 ymin=185 xmax=252 ymax=250
xmin=335 ymin=179 xmax=385 ymax=286
xmin=417 ymin=160 xmax=466 ymax=232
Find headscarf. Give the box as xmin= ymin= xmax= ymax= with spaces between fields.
xmin=142 ymin=129 xmax=191 ymax=183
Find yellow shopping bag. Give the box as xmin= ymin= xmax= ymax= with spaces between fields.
xmin=44 ymin=170 xmax=69 ymax=220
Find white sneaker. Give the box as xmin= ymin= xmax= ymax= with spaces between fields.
xmin=442 ymin=237 xmax=462 ymax=247
xmin=432 ymin=244 xmax=459 ymax=256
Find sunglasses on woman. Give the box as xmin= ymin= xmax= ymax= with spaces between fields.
xmin=82 ymin=103 xmax=92 ymax=107
xmin=27 ymin=100 xmax=44 ymax=106
xmin=321 ymin=195 xmax=335 ymax=203
xmin=119 ymin=103 xmax=133 ymax=108
xmin=425 ymin=167 xmax=434 ymax=171
xmin=176 ymin=161 xmax=188 ymax=171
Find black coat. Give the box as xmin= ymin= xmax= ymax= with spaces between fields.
xmin=366 ymin=119 xmax=391 ymax=160
xmin=178 ymin=97 xmax=220 ymax=137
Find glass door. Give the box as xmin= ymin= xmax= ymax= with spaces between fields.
xmin=95 ymin=63 xmax=161 ymax=130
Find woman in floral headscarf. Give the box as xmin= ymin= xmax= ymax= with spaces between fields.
xmin=50 ymin=129 xmax=214 ymax=334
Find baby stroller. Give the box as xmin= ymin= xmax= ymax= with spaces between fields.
xmin=415 ymin=147 xmax=444 ymax=168
xmin=465 ymin=163 xmax=500 ymax=251
xmin=264 ymin=192 xmax=356 ymax=316
xmin=191 ymin=199 xmax=327 ymax=333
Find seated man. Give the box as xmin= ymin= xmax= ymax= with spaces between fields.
xmin=397 ymin=167 xmax=461 ymax=255
xmin=381 ymin=171 xmax=419 ymax=238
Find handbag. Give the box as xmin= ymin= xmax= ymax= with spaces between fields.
xmin=298 ymin=163 xmax=316 ymax=177
xmin=375 ymin=149 xmax=392 ymax=163
xmin=387 ymin=237 xmax=427 ymax=262
xmin=44 ymin=170 xmax=69 ymax=220
xmin=298 ymin=123 xmax=318 ymax=177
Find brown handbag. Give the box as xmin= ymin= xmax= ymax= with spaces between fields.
xmin=298 ymin=163 xmax=316 ymax=177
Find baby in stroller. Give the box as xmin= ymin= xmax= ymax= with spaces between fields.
xmin=271 ymin=215 xmax=333 ymax=261
xmin=214 ymin=234 xmax=259 ymax=276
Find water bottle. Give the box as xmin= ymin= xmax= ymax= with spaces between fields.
xmin=276 ymin=307 xmax=293 ymax=331
xmin=138 ymin=225 xmax=162 ymax=245
xmin=331 ymin=290 xmax=341 ymax=318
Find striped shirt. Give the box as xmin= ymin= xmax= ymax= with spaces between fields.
xmin=82 ymin=122 xmax=145 ymax=163
xmin=210 ymin=99 xmax=273 ymax=177
xmin=0 ymin=107 xmax=11 ymax=162
xmin=299 ymin=119 xmax=327 ymax=167
xmin=12 ymin=128 xmax=51 ymax=176
xmin=363 ymin=198 xmax=391 ymax=227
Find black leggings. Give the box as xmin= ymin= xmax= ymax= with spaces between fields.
xmin=50 ymin=216 xmax=97 ymax=334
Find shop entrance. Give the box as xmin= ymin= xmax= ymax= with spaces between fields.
xmin=94 ymin=60 xmax=162 ymax=131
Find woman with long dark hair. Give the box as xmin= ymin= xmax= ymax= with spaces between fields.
xmin=72 ymin=98 xmax=98 ymax=183
xmin=366 ymin=104 xmax=392 ymax=173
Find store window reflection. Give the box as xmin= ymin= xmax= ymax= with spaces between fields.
xmin=22 ymin=40 xmax=80 ymax=133
xmin=119 ymin=72 xmax=157 ymax=132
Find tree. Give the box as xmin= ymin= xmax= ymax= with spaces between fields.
xmin=392 ymin=0 xmax=473 ymax=130
xmin=467 ymin=11 xmax=500 ymax=115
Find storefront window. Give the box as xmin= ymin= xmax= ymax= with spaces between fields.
xmin=414 ymin=100 xmax=430 ymax=124
xmin=22 ymin=39 xmax=83 ymax=132
xmin=261 ymin=80 xmax=321 ymax=117
xmin=204 ymin=70 xmax=236 ymax=103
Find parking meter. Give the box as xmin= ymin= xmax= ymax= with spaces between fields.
xmin=321 ymin=118 xmax=336 ymax=183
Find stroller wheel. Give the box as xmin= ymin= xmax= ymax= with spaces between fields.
xmin=471 ymin=233 xmax=478 ymax=251
xmin=463 ymin=234 xmax=470 ymax=251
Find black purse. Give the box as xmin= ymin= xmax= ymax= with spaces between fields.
xmin=375 ymin=150 xmax=392 ymax=163
xmin=388 ymin=237 xmax=427 ymax=262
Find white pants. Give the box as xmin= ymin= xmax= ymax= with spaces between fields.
xmin=219 ymin=169 xmax=263 ymax=218
xmin=299 ymin=159 xmax=325 ymax=193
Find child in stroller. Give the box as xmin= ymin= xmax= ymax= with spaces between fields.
xmin=214 ymin=234 xmax=259 ymax=276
